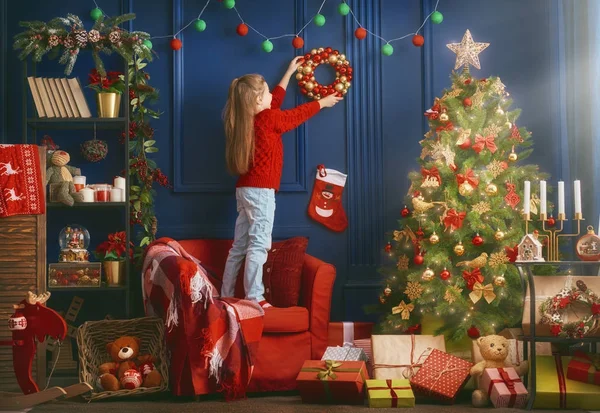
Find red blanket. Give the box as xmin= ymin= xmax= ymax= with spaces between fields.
xmin=142 ymin=237 xmax=263 ymax=400
xmin=0 ymin=144 xmax=45 ymax=218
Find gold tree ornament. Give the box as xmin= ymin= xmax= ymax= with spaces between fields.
xmin=488 ymin=251 xmax=510 ymax=268
xmin=472 ymin=201 xmax=492 ymax=214
xmin=459 ymin=182 xmax=474 ymax=197
xmin=491 ymin=78 xmax=507 ymax=96
xmin=444 ymin=285 xmax=463 ymax=304
xmin=446 ymin=29 xmax=490 ymax=71
xmin=422 ymin=268 xmax=435 ymax=281
xmin=493 ymin=275 xmax=506 ymax=287
xmin=483 ymin=124 xmax=502 ymax=138
xmin=487 ymin=160 xmax=506 ymax=179
xmin=454 ymin=242 xmax=465 ymax=256
xmin=429 ymin=232 xmax=440 ymax=244
xmin=404 ymin=282 xmax=424 ymax=300
xmin=456 ymin=252 xmax=488 ymax=269
xmin=469 ymin=282 xmax=496 ymax=304
xmin=397 ymin=255 xmax=410 ymax=270
xmin=471 ymin=89 xmax=486 ymax=108
xmin=392 ymin=300 xmax=414 ymax=320
xmin=494 ymin=229 xmax=505 ymax=240
xmin=384 ymin=286 xmax=392 ymax=296
xmin=486 ymin=183 xmax=498 ymax=195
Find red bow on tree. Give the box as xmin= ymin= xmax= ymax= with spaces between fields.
xmin=456 ymin=168 xmax=479 ymax=188
xmin=462 ymin=268 xmax=484 ymax=290
xmin=504 ymin=245 xmax=519 ymax=262
xmin=436 ymin=122 xmax=454 ymax=133
xmin=424 ymin=100 xmax=441 ymax=120
xmin=421 ymin=167 xmax=442 ymax=186
xmin=473 ymin=134 xmax=497 ymax=154
xmin=444 ymin=209 xmax=466 ymax=231
xmin=405 ymin=324 xmax=422 ymax=334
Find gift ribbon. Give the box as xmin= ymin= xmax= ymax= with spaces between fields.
xmin=444 ymin=209 xmax=466 ymax=231
xmin=421 ymin=167 xmax=442 ymax=186
xmin=341 ymin=321 xmax=355 ymax=347
xmin=554 ymin=354 xmax=568 ymax=408
xmin=487 ymin=368 xmax=522 ymax=408
xmin=456 ymin=168 xmax=479 ymax=188
xmin=368 ymin=380 xmax=411 ymax=408
xmin=571 ymin=351 xmax=600 ymax=384
xmin=423 ymin=358 xmax=471 ymax=396
xmin=462 ymin=268 xmax=484 ymax=291
xmin=473 ymin=134 xmax=497 ymax=153
xmin=469 ymin=282 xmax=496 ymax=304
xmin=372 ymin=335 xmax=431 ymax=379
xmin=302 ymin=360 xmax=366 ymax=403
xmin=392 ymin=300 xmax=414 ymax=320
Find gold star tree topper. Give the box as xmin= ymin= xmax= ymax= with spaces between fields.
xmin=447 ymin=30 xmax=490 ymax=70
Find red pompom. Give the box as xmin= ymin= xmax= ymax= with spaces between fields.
xmin=170 ymin=38 xmax=182 ymax=50
xmin=463 ymin=97 xmax=472 ymax=107
xmin=355 ymin=27 xmax=367 ymax=40
xmin=236 ymin=23 xmax=249 ymax=36
xmin=467 ymin=325 xmax=481 ymax=339
xmin=292 ymin=36 xmax=304 ymax=49
xmin=412 ymin=34 xmax=424 ymax=47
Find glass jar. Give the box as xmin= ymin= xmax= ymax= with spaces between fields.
xmin=95 ymin=184 xmax=111 ymax=202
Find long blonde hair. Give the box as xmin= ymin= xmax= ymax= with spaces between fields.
xmin=223 ymin=74 xmax=266 ymax=175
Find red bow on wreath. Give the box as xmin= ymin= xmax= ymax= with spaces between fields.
xmin=473 ymin=134 xmax=497 ymax=154
xmin=436 ymin=122 xmax=454 ymax=133
xmin=421 ymin=167 xmax=442 ymax=186
xmin=444 ymin=209 xmax=466 ymax=231
xmin=592 ymin=303 xmax=600 ymax=315
xmin=463 ymin=268 xmax=484 ymax=290
xmin=456 ymin=168 xmax=479 ymax=188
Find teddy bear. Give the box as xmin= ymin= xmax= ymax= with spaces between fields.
xmin=45 ymin=150 xmax=84 ymax=206
xmin=470 ymin=334 xmax=529 ymax=407
xmin=98 ymin=335 xmax=162 ymax=391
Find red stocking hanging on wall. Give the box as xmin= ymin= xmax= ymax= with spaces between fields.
xmin=308 ymin=165 xmax=348 ymax=232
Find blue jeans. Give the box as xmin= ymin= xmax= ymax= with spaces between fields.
xmin=221 ymin=187 xmax=276 ymax=301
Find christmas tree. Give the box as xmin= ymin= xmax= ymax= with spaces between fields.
xmin=375 ymin=30 xmax=549 ymax=342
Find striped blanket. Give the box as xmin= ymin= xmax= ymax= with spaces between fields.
xmin=142 ymin=237 xmax=264 ymax=400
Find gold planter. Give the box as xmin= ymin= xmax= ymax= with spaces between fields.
xmin=103 ymin=260 xmax=125 ymax=286
xmin=96 ymin=92 xmax=121 ymax=118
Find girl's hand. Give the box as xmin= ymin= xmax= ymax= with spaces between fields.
xmin=287 ymin=56 xmax=305 ymax=74
xmin=318 ymin=94 xmax=344 ymax=109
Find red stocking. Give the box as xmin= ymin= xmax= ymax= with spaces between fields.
xmin=307 ymin=165 xmax=348 ymax=232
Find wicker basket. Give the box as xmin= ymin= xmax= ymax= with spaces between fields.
xmin=77 ymin=317 xmax=169 ymax=401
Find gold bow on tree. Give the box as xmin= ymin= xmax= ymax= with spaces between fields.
xmin=469 ymin=282 xmax=496 ymax=304
xmin=392 ymin=300 xmax=414 ymax=320
xmin=317 ymin=360 xmax=343 ymax=381
xmin=393 ymin=227 xmax=416 ymax=244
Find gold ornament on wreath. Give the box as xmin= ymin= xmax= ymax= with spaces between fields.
xmin=576 ymin=226 xmax=600 ymax=261
xmin=298 ymin=47 xmax=352 ymax=100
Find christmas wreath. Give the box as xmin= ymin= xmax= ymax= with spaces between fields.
xmin=296 ymin=47 xmax=352 ymax=100
xmin=539 ymin=279 xmax=600 ymax=338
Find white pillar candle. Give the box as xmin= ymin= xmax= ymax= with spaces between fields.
xmin=523 ymin=181 xmax=531 ymax=215
xmin=111 ymin=188 xmax=123 ymax=202
xmin=539 ymin=180 xmax=547 ymax=215
xmin=558 ymin=181 xmax=565 ymax=216
xmin=113 ymin=176 xmax=126 ymax=190
xmin=79 ymin=187 xmax=95 ymax=203
xmin=574 ymin=180 xmax=582 ymax=215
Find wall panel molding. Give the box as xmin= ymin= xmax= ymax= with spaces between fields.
xmin=1 ymin=0 xmax=7 ymax=143
xmin=172 ymin=0 xmax=308 ymax=193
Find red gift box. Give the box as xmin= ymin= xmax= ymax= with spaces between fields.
xmin=296 ymin=360 xmax=368 ymax=404
xmin=327 ymin=321 xmax=373 ymax=347
xmin=567 ymin=351 xmax=600 ymax=386
xmin=409 ymin=348 xmax=473 ymax=404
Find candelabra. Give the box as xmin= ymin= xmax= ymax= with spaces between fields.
xmin=524 ymin=212 xmax=583 ymax=262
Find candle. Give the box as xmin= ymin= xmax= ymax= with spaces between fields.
xmin=113 ymin=176 xmax=126 ymax=190
xmin=558 ymin=181 xmax=565 ymax=216
xmin=523 ymin=181 xmax=531 ymax=215
xmin=73 ymin=176 xmax=86 ymax=192
xmin=79 ymin=187 xmax=94 ymax=203
xmin=574 ymin=180 xmax=581 ymax=215
xmin=111 ymin=188 xmax=123 ymax=202
xmin=95 ymin=184 xmax=111 ymax=202
xmin=539 ymin=181 xmax=547 ymax=216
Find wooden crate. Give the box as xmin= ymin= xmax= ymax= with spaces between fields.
xmin=0 ymin=146 xmax=46 ymax=391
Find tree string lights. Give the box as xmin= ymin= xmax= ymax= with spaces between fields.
xmin=90 ymin=0 xmax=443 ymax=54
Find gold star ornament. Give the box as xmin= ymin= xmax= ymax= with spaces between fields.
xmin=447 ymin=30 xmax=490 ymax=70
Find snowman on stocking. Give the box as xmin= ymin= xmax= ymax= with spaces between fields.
xmin=307 ymin=165 xmax=348 ymax=232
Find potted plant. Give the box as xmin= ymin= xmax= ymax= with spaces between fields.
xmin=94 ymin=231 xmax=133 ymax=286
xmin=88 ymin=68 xmax=125 ymax=118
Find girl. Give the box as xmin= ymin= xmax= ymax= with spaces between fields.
xmin=221 ymin=56 xmax=343 ymax=309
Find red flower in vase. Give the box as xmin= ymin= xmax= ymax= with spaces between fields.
xmin=95 ymin=231 xmax=134 ymax=261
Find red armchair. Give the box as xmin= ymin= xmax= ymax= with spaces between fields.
xmin=151 ymin=239 xmax=336 ymax=395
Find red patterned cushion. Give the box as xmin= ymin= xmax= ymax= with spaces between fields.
xmin=263 ymin=237 xmax=308 ymax=307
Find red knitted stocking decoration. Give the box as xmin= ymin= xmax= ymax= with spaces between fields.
xmin=307 ymin=165 xmax=348 ymax=232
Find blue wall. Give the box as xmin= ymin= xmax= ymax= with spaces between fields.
xmin=1 ymin=0 xmax=562 ymax=321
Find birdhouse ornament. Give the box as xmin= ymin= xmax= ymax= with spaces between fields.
xmin=516 ymin=233 xmax=545 ymax=262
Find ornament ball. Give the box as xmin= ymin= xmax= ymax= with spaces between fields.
xmin=412 ymin=34 xmax=424 ymax=47
xmin=385 ymin=242 xmax=392 ymax=253
xmin=486 ymin=183 xmax=498 ymax=195
xmin=454 ymin=242 xmax=465 ymax=256
xmin=384 ymin=286 xmax=392 ymax=296
xmin=459 ymin=182 xmax=474 ymax=197
xmin=262 ymin=40 xmax=274 ymax=53
xmin=382 ymin=44 xmax=394 ymax=56
xmin=440 ymin=268 xmax=451 ymax=281
xmin=338 ymin=3 xmax=351 ymax=15
xmin=463 ymin=97 xmax=472 ymax=107
xmin=413 ymin=254 xmax=424 ymax=265
xmin=494 ymin=229 xmax=505 ymax=241
xmin=194 ymin=19 xmax=207 ymax=32
xmin=90 ymin=7 xmax=103 ymax=21
xmin=422 ymin=268 xmax=435 ymax=281
xmin=401 ymin=206 xmax=410 ymax=217
xmin=430 ymin=11 xmax=444 ymax=24
xmin=236 ymin=23 xmax=249 ymax=36
xmin=314 ymin=14 xmax=326 ymax=27
xmin=467 ymin=325 xmax=481 ymax=339
xmin=547 ymin=216 xmax=556 ymax=227
xmin=292 ymin=36 xmax=304 ymax=49
xmin=472 ymin=233 xmax=484 ymax=246
xmin=508 ymin=152 xmax=518 ymax=162
xmin=143 ymin=39 xmax=153 ymax=50
xmin=439 ymin=112 xmax=449 ymax=122
xmin=222 ymin=0 xmax=236 ymax=9
xmin=429 ymin=232 xmax=440 ymax=244
xmin=170 ymin=38 xmax=183 ymax=50
xmin=379 ymin=296 xmax=386 ymax=304
xmin=355 ymin=27 xmax=367 ymax=40
xmin=494 ymin=275 xmax=506 ymax=287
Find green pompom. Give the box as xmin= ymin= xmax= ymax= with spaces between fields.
xmin=382 ymin=44 xmax=394 ymax=56
xmin=262 ymin=40 xmax=273 ymax=53
xmin=314 ymin=14 xmax=326 ymax=27
xmin=431 ymin=11 xmax=443 ymax=24
xmin=143 ymin=39 xmax=153 ymax=50
xmin=223 ymin=0 xmax=236 ymax=9
xmin=194 ymin=19 xmax=207 ymax=32
xmin=90 ymin=8 xmax=103 ymax=21
xmin=338 ymin=3 xmax=350 ymax=16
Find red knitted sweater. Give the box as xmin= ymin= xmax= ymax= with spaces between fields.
xmin=236 ymin=86 xmax=320 ymax=191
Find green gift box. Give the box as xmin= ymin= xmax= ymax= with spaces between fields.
xmin=366 ymin=379 xmax=414 ymax=408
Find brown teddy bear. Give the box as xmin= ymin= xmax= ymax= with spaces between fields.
xmin=45 ymin=150 xmax=84 ymax=206
xmin=470 ymin=334 xmax=529 ymax=407
xmin=98 ymin=336 xmax=162 ymax=391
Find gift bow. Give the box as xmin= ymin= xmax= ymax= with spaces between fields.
xmin=469 ymin=282 xmax=496 ymax=304
xmin=392 ymin=300 xmax=414 ymax=320
xmin=573 ymin=351 xmax=600 ymax=371
xmin=473 ymin=134 xmax=497 ymax=154
xmin=444 ymin=209 xmax=466 ymax=231
xmin=462 ymin=268 xmax=484 ymax=290
xmin=421 ymin=167 xmax=441 ymax=185
xmin=317 ymin=360 xmax=343 ymax=381
xmin=487 ymin=368 xmax=522 ymax=407
xmin=456 ymin=168 xmax=479 ymax=188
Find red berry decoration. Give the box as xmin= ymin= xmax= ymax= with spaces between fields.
xmin=401 ymin=206 xmax=410 ymax=217
xmin=385 ymin=242 xmax=392 ymax=253
xmin=546 ymin=215 xmax=556 ymax=227
xmin=412 ymin=34 xmax=424 ymax=47
xmin=292 ymin=36 xmax=304 ymax=49
xmin=472 ymin=233 xmax=484 ymax=246
xmin=440 ymin=268 xmax=451 ymax=281
xmin=355 ymin=27 xmax=367 ymax=40
xmin=236 ymin=23 xmax=249 ymax=36
xmin=413 ymin=254 xmax=424 ymax=265
xmin=467 ymin=325 xmax=481 ymax=339
xmin=170 ymin=38 xmax=182 ymax=50
xmin=463 ymin=97 xmax=472 ymax=107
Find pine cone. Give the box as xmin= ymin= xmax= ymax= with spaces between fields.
xmin=48 ymin=35 xmax=59 ymax=47
xmin=88 ymin=30 xmax=100 ymax=43
xmin=74 ymin=30 xmax=88 ymax=48
xmin=63 ymin=36 xmax=75 ymax=49
xmin=109 ymin=31 xmax=121 ymax=44
xmin=576 ymin=280 xmax=587 ymax=292
xmin=151 ymin=216 xmax=158 ymax=236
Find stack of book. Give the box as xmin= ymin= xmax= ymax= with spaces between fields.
xmin=26 ymin=77 xmax=92 ymax=118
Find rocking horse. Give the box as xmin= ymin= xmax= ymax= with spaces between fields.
xmin=0 ymin=291 xmax=92 ymax=410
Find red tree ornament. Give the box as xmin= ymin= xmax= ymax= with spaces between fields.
xmin=385 ymin=242 xmax=392 ymax=253
xmin=472 ymin=233 xmax=484 ymax=246
xmin=467 ymin=325 xmax=481 ymax=339
xmin=413 ymin=253 xmax=424 ymax=265
xmin=546 ymin=215 xmax=556 ymax=227
xmin=463 ymin=97 xmax=472 ymax=107
xmin=292 ymin=36 xmax=304 ymax=49
xmin=236 ymin=23 xmax=249 ymax=36
xmin=170 ymin=38 xmax=182 ymax=50
xmin=401 ymin=206 xmax=410 ymax=217
xmin=440 ymin=268 xmax=451 ymax=280
xmin=355 ymin=27 xmax=367 ymax=39
xmin=412 ymin=34 xmax=424 ymax=47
